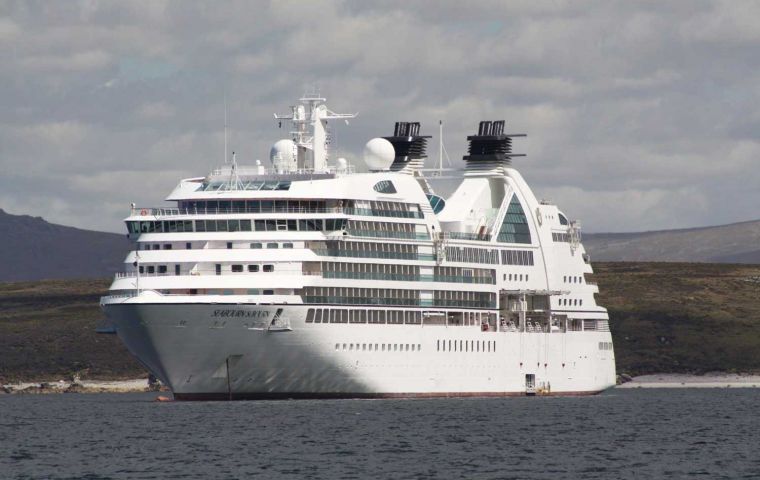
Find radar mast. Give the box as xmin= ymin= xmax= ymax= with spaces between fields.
xmin=274 ymin=90 xmax=357 ymax=172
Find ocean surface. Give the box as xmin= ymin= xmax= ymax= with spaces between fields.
xmin=1 ymin=388 xmax=759 ymax=479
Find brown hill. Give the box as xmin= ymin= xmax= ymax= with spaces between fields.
xmin=0 ymin=208 xmax=130 ymax=281
xmin=584 ymin=219 xmax=760 ymax=264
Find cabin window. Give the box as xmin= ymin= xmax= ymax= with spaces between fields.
xmin=248 ymin=265 xmax=259 ymax=272
xmin=231 ymin=265 xmax=243 ymax=273
xmin=263 ymin=265 xmax=274 ymax=272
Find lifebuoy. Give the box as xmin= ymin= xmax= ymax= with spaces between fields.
xmin=140 ymin=209 xmax=148 ymax=216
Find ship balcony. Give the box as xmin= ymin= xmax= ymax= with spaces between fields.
xmin=129 ymin=206 xmax=424 ymax=220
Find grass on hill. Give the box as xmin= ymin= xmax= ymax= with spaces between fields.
xmin=0 ymin=279 xmax=144 ymax=383
xmin=1 ymin=262 xmax=760 ymax=383
xmin=593 ymin=262 xmax=760 ymax=375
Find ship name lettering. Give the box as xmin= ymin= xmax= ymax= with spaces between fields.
xmin=212 ymin=309 xmax=269 ymax=318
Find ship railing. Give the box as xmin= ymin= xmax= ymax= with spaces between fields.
xmin=131 ymin=206 xmax=345 ymax=217
xmin=445 ymin=232 xmax=492 ymax=242
xmin=318 ymin=271 xmax=494 ymax=284
xmin=209 ymin=165 xmax=355 ymax=177
xmin=129 ymin=206 xmax=426 ymax=219
xmin=115 ymin=268 xmax=308 ymax=279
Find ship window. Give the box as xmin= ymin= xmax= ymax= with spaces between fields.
xmin=263 ymin=265 xmax=274 ymax=272
xmin=250 ymin=243 xmax=262 ymax=249
xmin=426 ymin=194 xmax=446 ymax=214
xmin=283 ymin=243 xmax=294 ymax=249
xmin=228 ymin=220 xmax=240 ymax=232
xmin=215 ymin=264 xmax=221 ymax=275
xmin=248 ymin=265 xmax=259 ymax=272
xmin=147 ymin=266 xmax=155 ymax=274
xmin=558 ymin=213 xmax=569 ymax=225
xmin=373 ymin=180 xmax=397 ymax=194
xmin=227 ymin=242 xmax=233 ymax=249
xmin=157 ymin=265 xmax=167 ymax=274
xmin=267 ymin=243 xmax=279 ymax=249
xmin=263 ymin=289 xmax=274 ymax=295
xmin=231 ymin=265 xmax=243 ymax=273
xmin=306 ymin=309 xmax=315 ymax=323
xmin=335 ymin=343 xmax=339 ymax=350
xmin=186 ymin=242 xmax=192 ymax=249
xmin=138 ymin=266 xmax=144 ymax=274
xmin=152 ymin=244 xmax=160 ymax=250
xmin=497 ymin=195 xmax=532 ymax=244
xmin=175 ymin=265 xmax=180 ymax=276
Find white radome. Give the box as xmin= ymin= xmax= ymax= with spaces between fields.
xmin=270 ymin=139 xmax=297 ymax=171
xmin=363 ymin=137 xmax=395 ymax=171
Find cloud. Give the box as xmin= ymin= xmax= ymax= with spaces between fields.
xmin=1 ymin=0 xmax=759 ymax=233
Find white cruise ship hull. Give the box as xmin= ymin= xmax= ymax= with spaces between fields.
xmin=104 ymin=301 xmax=616 ymax=400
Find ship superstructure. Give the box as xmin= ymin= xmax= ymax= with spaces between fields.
xmin=101 ymin=94 xmax=616 ymax=399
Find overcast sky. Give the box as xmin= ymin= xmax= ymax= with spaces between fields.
xmin=1 ymin=1 xmax=759 ymax=233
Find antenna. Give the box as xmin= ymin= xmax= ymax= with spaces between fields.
xmin=224 ymin=94 xmax=228 ymax=164
xmin=439 ymin=120 xmax=443 ymax=176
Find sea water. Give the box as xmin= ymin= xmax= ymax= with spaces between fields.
xmin=1 ymin=388 xmax=759 ymax=479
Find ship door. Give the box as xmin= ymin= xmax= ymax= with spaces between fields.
xmin=525 ymin=374 xmax=536 ymax=396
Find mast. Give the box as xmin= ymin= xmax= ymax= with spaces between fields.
xmin=224 ymin=94 xmax=228 ymax=164
xmin=438 ymin=120 xmax=443 ymax=176
xmin=274 ymin=93 xmax=357 ymax=173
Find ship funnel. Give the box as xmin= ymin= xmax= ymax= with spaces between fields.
xmin=463 ymin=120 xmax=525 ymax=176
xmin=383 ymin=122 xmax=431 ymax=174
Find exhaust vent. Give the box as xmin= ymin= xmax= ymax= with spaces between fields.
xmin=383 ymin=122 xmax=431 ymax=173
xmin=463 ymin=120 xmax=525 ymax=164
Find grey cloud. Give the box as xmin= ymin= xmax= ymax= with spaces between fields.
xmin=1 ymin=0 xmax=759 ymax=233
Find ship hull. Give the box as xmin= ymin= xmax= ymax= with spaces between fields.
xmin=103 ymin=302 xmax=616 ymax=400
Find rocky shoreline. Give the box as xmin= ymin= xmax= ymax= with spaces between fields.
xmin=616 ymin=373 xmax=760 ymax=388
xmin=4 ymin=374 xmax=760 ymax=395
xmin=1 ymin=378 xmax=166 ymax=395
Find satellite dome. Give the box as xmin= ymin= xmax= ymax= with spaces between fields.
xmin=270 ymin=139 xmax=296 ymax=172
xmin=363 ymin=138 xmax=395 ymax=171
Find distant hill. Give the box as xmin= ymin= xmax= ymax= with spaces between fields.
xmin=0 ymin=208 xmax=129 ymax=282
xmin=584 ymin=219 xmax=760 ymax=264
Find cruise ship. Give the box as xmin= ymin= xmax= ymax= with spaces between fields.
xmin=100 ymin=94 xmax=616 ymax=400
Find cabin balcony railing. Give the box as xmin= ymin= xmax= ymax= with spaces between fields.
xmin=130 ymin=206 xmax=424 ymax=219
xmin=319 ymin=271 xmax=495 ymax=284
xmin=446 ymin=232 xmax=492 ymax=242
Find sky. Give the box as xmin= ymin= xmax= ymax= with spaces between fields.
xmin=1 ymin=0 xmax=759 ymax=233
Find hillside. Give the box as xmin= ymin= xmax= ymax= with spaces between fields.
xmin=0 ymin=279 xmax=144 ymax=383
xmin=0 ymin=208 xmax=130 ymax=281
xmin=584 ymin=219 xmax=760 ymax=263
xmin=2 ymin=262 xmax=760 ymax=383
